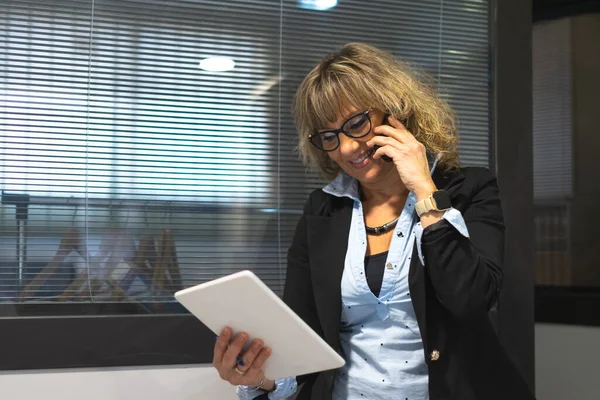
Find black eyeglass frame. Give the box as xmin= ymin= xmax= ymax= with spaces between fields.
xmin=308 ymin=109 xmax=373 ymax=152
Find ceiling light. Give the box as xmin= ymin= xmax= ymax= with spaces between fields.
xmin=199 ymin=57 xmax=235 ymax=72
xmin=299 ymin=0 xmax=338 ymax=11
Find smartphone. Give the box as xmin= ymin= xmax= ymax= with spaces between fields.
xmin=374 ymin=114 xmax=393 ymax=162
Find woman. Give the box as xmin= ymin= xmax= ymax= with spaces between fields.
xmin=213 ymin=42 xmax=535 ymax=400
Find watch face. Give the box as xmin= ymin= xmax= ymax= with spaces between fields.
xmin=432 ymin=190 xmax=452 ymax=210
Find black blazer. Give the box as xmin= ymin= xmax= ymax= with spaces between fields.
xmin=281 ymin=167 xmax=535 ymax=400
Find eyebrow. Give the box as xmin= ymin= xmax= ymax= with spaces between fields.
xmin=317 ymin=109 xmax=363 ymax=133
xmin=341 ymin=108 xmax=361 ymax=120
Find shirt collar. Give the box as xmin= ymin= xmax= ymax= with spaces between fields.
xmin=323 ymin=152 xmax=440 ymax=201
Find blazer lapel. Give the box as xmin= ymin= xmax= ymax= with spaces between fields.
xmin=304 ymin=169 xmax=465 ymax=355
xmin=305 ymin=197 xmax=353 ymax=352
xmin=432 ymin=167 xmax=466 ymax=198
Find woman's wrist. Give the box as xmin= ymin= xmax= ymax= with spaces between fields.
xmin=419 ymin=210 xmax=444 ymax=229
xmin=256 ymin=378 xmax=275 ymax=392
xmin=413 ymin=180 xmax=437 ymax=202
xmin=260 ymin=379 xmax=275 ymax=392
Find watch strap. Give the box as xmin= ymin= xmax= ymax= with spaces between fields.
xmin=415 ymin=195 xmax=436 ymax=217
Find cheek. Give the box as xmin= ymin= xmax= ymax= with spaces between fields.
xmin=326 ymin=150 xmax=341 ymax=164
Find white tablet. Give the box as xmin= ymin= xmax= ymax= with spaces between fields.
xmin=174 ymin=270 xmax=345 ymax=380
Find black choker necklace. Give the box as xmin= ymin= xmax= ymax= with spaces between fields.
xmin=365 ymin=216 xmax=400 ymax=235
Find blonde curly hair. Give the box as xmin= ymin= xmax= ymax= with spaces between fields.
xmin=293 ymin=42 xmax=460 ymax=180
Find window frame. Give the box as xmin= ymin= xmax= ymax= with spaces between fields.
xmin=531 ymin=2 xmax=600 ymax=329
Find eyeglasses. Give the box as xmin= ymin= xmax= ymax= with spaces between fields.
xmin=308 ymin=109 xmax=372 ymax=152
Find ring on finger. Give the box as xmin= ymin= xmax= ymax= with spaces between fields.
xmin=234 ymin=366 xmax=247 ymax=375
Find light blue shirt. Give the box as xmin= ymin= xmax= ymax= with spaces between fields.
xmin=236 ymin=377 xmax=297 ymax=400
xmin=238 ymin=163 xmax=469 ymax=400
xmin=324 ymin=169 xmax=468 ymax=400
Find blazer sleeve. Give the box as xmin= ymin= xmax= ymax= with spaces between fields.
xmin=282 ymin=193 xmax=323 ymax=387
xmin=421 ymin=169 xmax=505 ymax=320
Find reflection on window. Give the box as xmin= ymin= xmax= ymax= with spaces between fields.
xmin=534 ymin=15 xmax=600 ymax=288
xmin=1 ymin=18 xmax=272 ymax=204
xmin=0 ymin=0 xmax=282 ymax=309
xmin=533 ymin=19 xmax=573 ymax=286
xmin=0 ymin=0 xmax=492 ymax=312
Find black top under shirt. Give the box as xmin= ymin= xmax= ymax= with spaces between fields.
xmin=364 ymin=251 xmax=388 ymax=297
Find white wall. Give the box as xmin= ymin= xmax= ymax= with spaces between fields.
xmin=535 ymin=323 xmax=600 ymax=400
xmin=0 ymin=364 xmax=237 ymax=400
xmin=1 ymin=323 xmax=598 ymax=400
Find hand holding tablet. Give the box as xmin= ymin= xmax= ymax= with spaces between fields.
xmin=213 ymin=325 xmax=275 ymax=390
xmin=174 ymin=270 xmax=345 ymax=383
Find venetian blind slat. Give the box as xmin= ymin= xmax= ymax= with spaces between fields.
xmin=0 ymin=0 xmax=489 ymax=308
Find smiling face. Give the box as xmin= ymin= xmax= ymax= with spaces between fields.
xmin=320 ymin=102 xmax=395 ymax=185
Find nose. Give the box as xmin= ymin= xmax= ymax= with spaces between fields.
xmin=337 ymin=132 xmax=359 ymax=156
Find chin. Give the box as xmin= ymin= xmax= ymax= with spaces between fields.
xmin=343 ymin=160 xmax=387 ymax=183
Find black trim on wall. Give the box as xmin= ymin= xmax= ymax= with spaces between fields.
xmin=533 ymin=0 xmax=600 ymax=22
xmin=535 ymin=287 xmax=600 ymax=326
xmin=0 ymin=314 xmax=214 ymax=371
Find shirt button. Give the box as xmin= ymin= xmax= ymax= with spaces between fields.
xmin=386 ymin=263 xmax=393 ymax=269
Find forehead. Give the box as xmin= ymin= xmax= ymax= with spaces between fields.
xmin=321 ymin=101 xmax=361 ymax=130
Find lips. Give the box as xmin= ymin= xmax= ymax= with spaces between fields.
xmin=348 ymin=148 xmax=375 ymax=164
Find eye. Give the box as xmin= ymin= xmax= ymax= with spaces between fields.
xmin=345 ymin=113 xmax=369 ymax=132
xmin=320 ymin=131 xmax=337 ymax=142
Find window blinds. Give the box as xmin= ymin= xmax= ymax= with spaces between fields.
xmin=533 ymin=18 xmax=573 ymax=202
xmin=532 ymin=18 xmax=573 ymax=286
xmin=0 ymin=0 xmax=490 ymax=312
